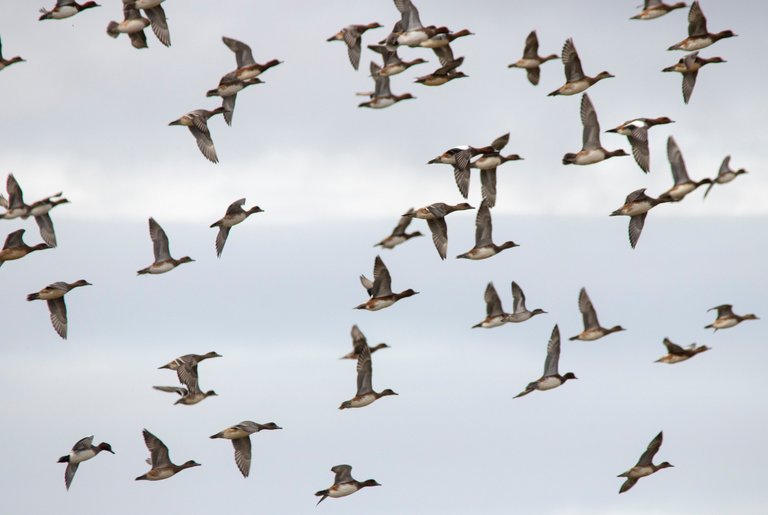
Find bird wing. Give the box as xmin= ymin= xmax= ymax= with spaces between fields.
xmin=474 ymin=200 xmax=493 ymax=247
xmin=681 ymin=69 xmax=698 ymax=104
xmin=484 ymin=282 xmax=503 ymax=317
xmin=148 ymin=218 xmax=171 ymax=261
xmin=543 ymin=325 xmax=562 ymax=376
xmin=72 ymin=436 xmax=94 ymax=452
xmin=523 ymin=31 xmax=539 ymax=59
xmin=391 ymin=210 xmax=414 ymax=236
xmin=687 ymin=1 xmax=707 ymax=36
xmin=225 ymin=198 xmax=247 ymax=216
xmin=144 ymin=6 xmax=170 ymax=47
xmin=666 ymin=136 xmax=691 ymax=184
xmin=232 ymin=437 xmax=252 ymax=477
xmin=562 ymin=39 xmax=584 ymax=81
xmin=490 ymin=133 xmax=510 ymax=151
xmin=662 ymin=338 xmax=686 ymax=355
xmin=64 ymin=463 xmax=79 ymax=490
xmin=189 ymin=125 xmax=218 ymax=163
xmin=718 ymin=155 xmax=732 ymax=176
xmin=480 ymin=169 xmax=498 ymax=208
xmin=6 ymin=174 xmax=24 ymax=209
xmin=176 ymin=363 xmax=202 ymax=393
xmin=452 ymin=167 xmax=470 ymax=199
xmin=580 ymin=93 xmax=601 ymax=150
xmin=578 ymin=287 xmax=600 ymax=330
xmin=371 ymin=256 xmax=393 ymax=297
xmin=426 ymin=217 xmax=448 ymax=260
xmin=344 ymin=29 xmax=363 ymax=70
xmin=47 ymin=298 xmax=68 ymax=339
xmin=332 ymin=464 xmax=354 ymax=484
xmin=394 ymin=0 xmax=423 ymax=30
xmin=629 ymin=213 xmax=648 ymax=249
xmin=215 ymin=227 xmax=231 ymax=258
xmin=142 ymin=429 xmax=171 ymax=468
xmin=222 ymin=36 xmax=256 ymax=67
xmin=34 ymin=214 xmax=57 ymax=247
xmin=627 ymin=126 xmax=650 ymax=173
xmin=636 ymin=432 xmax=663 ymax=466
xmin=511 ymin=281 xmax=527 ymax=314
xmin=3 ymin=229 xmax=25 ymax=249
xmin=356 ymin=344 xmax=374 ymax=395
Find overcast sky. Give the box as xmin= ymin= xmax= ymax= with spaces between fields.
xmin=0 ymin=1 xmax=766 ymax=514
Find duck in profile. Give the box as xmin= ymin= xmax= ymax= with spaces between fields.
xmin=210 ymin=421 xmax=282 ymax=478
xmin=570 ymin=287 xmax=625 ymax=341
xmin=658 ymin=136 xmax=712 ymax=202
xmin=505 ymin=281 xmax=547 ymax=323
xmin=137 ymin=218 xmax=194 ymax=275
xmin=27 ymin=194 xmax=69 ymax=247
xmin=610 ymin=188 xmax=664 ymax=249
xmin=356 ymin=255 xmax=418 ymax=311
xmin=169 ymin=107 xmax=226 ymax=163
xmin=368 ymin=44 xmax=426 ymax=77
xmin=134 ymin=0 xmax=170 ymax=47
xmin=27 ymin=280 xmax=91 ymax=340
xmin=340 ymin=325 xmax=389 ymax=360
xmin=606 ymin=117 xmax=674 ymax=173
xmin=206 ymin=72 xmax=263 ymax=126
xmin=106 ymin=2 xmax=150 ymax=50
xmin=705 ymin=304 xmax=758 ymax=331
xmin=158 ymin=351 xmax=222 ymax=372
xmin=549 ymin=39 xmax=613 ymax=96
xmin=39 ymin=1 xmax=100 ymax=21
xmin=563 ymin=94 xmax=628 ymax=165
xmin=0 ymin=37 xmax=25 ymax=71
xmin=359 ymin=62 xmax=415 ymax=109
xmin=315 ymin=465 xmax=381 ymax=505
xmin=427 ymin=133 xmax=507 ymax=200
xmin=374 ymin=208 xmax=423 ymax=249
xmin=631 ymin=0 xmax=687 ymax=20
xmin=514 ymin=325 xmax=577 ymax=398
xmin=390 ymin=0 xmax=448 ymax=47
xmin=469 ymin=150 xmax=523 ymax=208
xmin=222 ymin=36 xmax=282 ymax=81
xmin=406 ymin=202 xmax=474 ymax=260
xmin=58 ymin=436 xmax=114 ymax=490
xmin=618 ymin=431 xmax=673 ymax=493
xmin=655 ymin=338 xmax=709 ymax=364
xmin=703 ymin=155 xmax=747 ymax=198
xmin=662 ymin=51 xmax=725 ymax=104
xmin=508 ymin=30 xmax=558 ymax=85
xmin=0 ymin=229 xmax=50 ymax=268
xmin=327 ymin=23 xmax=382 ymax=70
xmin=339 ymin=344 xmax=397 ymax=410
xmin=209 ymin=198 xmax=263 ymax=257
xmin=667 ymin=2 xmax=736 ymax=51
xmin=136 ymin=429 xmax=200 ymax=481
xmin=457 ymin=200 xmax=518 ymax=260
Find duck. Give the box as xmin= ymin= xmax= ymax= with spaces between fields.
xmin=415 ymin=44 xmax=466 ymax=86
xmin=504 ymin=281 xmax=547 ymax=323
xmin=106 ymin=2 xmax=150 ymax=50
xmin=210 ymin=198 xmax=263 ymax=257
xmin=514 ymin=325 xmax=577 ymax=398
xmin=420 ymin=29 xmax=473 ymax=49
xmin=658 ymin=136 xmax=712 ymax=202
xmin=315 ymin=465 xmax=380 ymax=505
xmin=0 ymin=229 xmax=50 ymax=267
xmin=222 ymin=36 xmax=282 ymax=81
xmin=153 ymin=361 xmax=218 ymax=406
xmin=705 ymin=304 xmax=758 ymax=331
xmin=405 ymin=202 xmax=474 ymax=260
xmin=655 ymin=338 xmax=710 ymax=364
xmin=0 ymin=174 xmax=30 ymax=219
xmin=428 ymin=138 xmax=506 ymax=200
xmin=606 ymin=117 xmax=674 ymax=173
xmin=0 ymin=37 xmax=24 ymax=71
xmin=27 ymin=280 xmax=91 ymax=339
xmin=610 ymin=189 xmax=664 ymax=248
xmin=563 ymin=94 xmax=628 ymax=165
xmin=340 ymin=325 xmax=390 ymax=360
xmin=136 ymin=218 xmax=194 ymax=275
xmin=39 ymin=1 xmax=100 ymax=21
xmin=631 ymin=0 xmax=687 ymax=20
xmin=668 ymin=2 xmax=736 ymax=51
xmin=206 ymin=72 xmax=264 ymax=126
xmin=327 ymin=23 xmax=382 ymax=70
xmin=134 ymin=0 xmax=170 ymax=47
xmin=457 ymin=200 xmax=518 ymax=260
xmin=472 ymin=282 xmax=510 ymax=329
xmin=662 ymin=51 xmax=725 ymax=104
xmin=570 ymin=287 xmax=625 ymax=341
xmin=158 ymin=351 xmax=222 ymax=372
xmin=618 ymin=432 xmax=673 ymax=493
xmin=703 ymin=156 xmax=748 ymax=198
xmin=27 ymin=194 xmax=69 ymax=247
xmin=210 ymin=421 xmax=282 ymax=478
xmin=368 ymin=44 xmax=427 ymax=77
xmin=356 ymin=255 xmax=418 ymax=311
xmin=169 ymin=107 xmax=226 ymax=163
xmin=508 ymin=30 xmax=559 ymax=85
xmin=339 ymin=344 xmax=397 ymax=409
xmin=391 ymin=0 xmax=448 ymax=47
xmin=374 ymin=208 xmax=423 ymax=249
xmin=359 ymin=62 xmax=415 ymax=109
xmin=135 ymin=429 xmax=200 ymax=481
xmin=58 ymin=436 xmax=114 ymax=490
xmin=469 ymin=151 xmax=523 ymax=207
xmin=548 ymin=39 xmax=613 ymax=96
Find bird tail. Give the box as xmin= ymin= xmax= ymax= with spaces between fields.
xmin=27 ymin=293 xmax=40 ymax=301
xmin=315 ymin=490 xmax=329 ymax=505
xmin=58 ymin=455 xmax=69 ymax=463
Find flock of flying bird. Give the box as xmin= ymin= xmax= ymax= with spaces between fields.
xmin=0 ymin=0 xmax=760 ymax=507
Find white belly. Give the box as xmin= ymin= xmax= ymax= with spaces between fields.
xmin=349 ymin=394 xmax=377 ymax=408
xmin=221 ymin=213 xmax=247 ymax=227
xmin=3 ymin=208 xmax=27 ymax=219
xmin=514 ymin=58 xmax=540 ymax=69
xmin=679 ymin=39 xmax=711 ymax=51
xmin=29 ymin=205 xmax=52 ymax=216
xmin=70 ymin=449 xmax=96 ymax=464
xmin=473 ymin=156 xmax=501 ymax=169
xmin=480 ymin=316 xmax=506 ymax=328
xmin=218 ymin=83 xmax=244 ymax=96
xmin=381 ymin=64 xmax=406 ymax=76
xmin=330 ymin=483 xmax=359 ymax=498
xmin=369 ymin=97 xmax=396 ymax=109
xmin=380 ymin=235 xmax=405 ymax=249
xmin=149 ymin=262 xmax=175 ymax=274
xmin=574 ymin=149 xmax=606 ymax=165
xmin=717 ymin=173 xmax=736 ymax=184
xmin=467 ymin=247 xmax=496 ymax=260
xmin=367 ymin=298 xmax=395 ymax=311
xmin=118 ymin=19 xmax=150 ymax=34
xmin=135 ymin=0 xmax=164 ymax=8
xmin=713 ymin=318 xmax=739 ymax=329
xmin=578 ymin=329 xmax=605 ymax=341
xmin=419 ymin=38 xmax=448 ymax=49
xmin=667 ymin=183 xmax=695 ymax=200
xmin=537 ymin=376 xmax=563 ymax=391
xmin=397 ymin=31 xmax=428 ymax=47
xmin=629 ymin=465 xmax=654 ymax=478
xmin=52 ymin=6 xmax=78 ymax=18
xmin=638 ymin=10 xmax=666 ymax=20
xmin=559 ymin=80 xmax=590 ymax=95
xmin=37 ymin=289 xmax=67 ymax=300
xmin=622 ymin=201 xmax=653 ymax=216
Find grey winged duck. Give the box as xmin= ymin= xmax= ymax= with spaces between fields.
xmin=374 ymin=208 xmax=423 ymax=249
xmin=106 ymin=2 xmax=150 ymax=50
xmin=563 ymin=94 xmax=628 ymax=165
xmin=58 ymin=435 xmax=114 ymax=490
xmin=705 ymin=304 xmax=758 ymax=331
xmin=549 ymin=39 xmax=613 ymax=96
xmin=405 ymin=202 xmax=474 ymax=260
xmin=658 ymin=136 xmax=712 ymax=202
xmin=136 ymin=218 xmax=194 ymax=275
xmin=703 ymin=156 xmax=747 ymax=198
xmin=569 ymin=287 xmax=625 ymax=341
xmin=655 ymin=338 xmax=709 ymax=364
xmin=169 ymin=107 xmax=226 ymax=163
xmin=631 ymin=1 xmax=687 ymax=20
xmin=315 ymin=465 xmax=380 ymax=505
xmin=667 ymin=2 xmax=736 ymax=51
xmin=327 ymin=23 xmax=382 ymax=70
xmin=339 ymin=344 xmax=397 ymax=409
xmin=662 ymin=51 xmax=725 ymax=104
xmin=39 ymin=1 xmax=100 ymax=21
xmin=356 ymin=255 xmax=418 ymax=311
xmin=514 ymin=325 xmax=577 ymax=398
xmin=0 ymin=229 xmax=50 ymax=267
xmin=618 ymin=431 xmax=673 ymax=493
xmin=210 ymin=198 xmax=263 ymax=257
xmin=136 ymin=429 xmax=200 ymax=481
xmin=508 ymin=30 xmax=558 ymax=86
xmin=210 ymin=421 xmax=282 ymax=477
xmin=606 ymin=117 xmax=674 ymax=173
xmin=27 ymin=280 xmax=91 ymax=339
xmin=341 ymin=324 xmax=389 ymax=360
xmin=456 ymin=200 xmax=518 ymax=260
xmin=610 ymin=189 xmax=664 ymax=249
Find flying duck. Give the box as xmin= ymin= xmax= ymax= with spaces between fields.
xmin=549 ymin=38 xmax=613 ymax=96
xmin=662 ymin=51 xmax=725 ymax=104
xmin=169 ymin=107 xmax=226 ymax=163
xmin=356 ymin=255 xmax=418 ymax=310
xmin=514 ymin=325 xmax=577 ymax=398
xmin=39 ymin=1 xmax=100 ymax=21
xmin=340 ymin=325 xmax=390 ymax=360
xmin=705 ymin=305 xmax=758 ymax=331
xmin=655 ymin=338 xmax=709 ymax=364
xmin=0 ymin=37 xmax=25 ymax=71
xmin=368 ymin=44 xmax=427 ymax=76
xmin=209 ymin=198 xmax=263 ymax=257
xmin=327 ymin=23 xmax=382 ymax=70
xmin=339 ymin=344 xmax=397 ymax=409
xmin=359 ymin=62 xmax=415 ymax=108
xmin=405 ymin=202 xmax=474 ymax=260
xmin=27 ymin=280 xmax=91 ymax=339
xmin=456 ymin=200 xmax=519 ymax=260
xmin=703 ymin=156 xmax=748 ymax=198
xmin=658 ymin=136 xmax=712 ymax=202
xmin=106 ymin=2 xmax=150 ymax=50
xmin=134 ymin=0 xmax=170 ymax=47
xmin=137 ymin=218 xmax=194 ymax=275
xmin=135 ymin=429 xmax=200 ymax=481
xmin=618 ymin=431 xmax=673 ymax=493
xmin=210 ymin=421 xmax=282 ymax=478
xmin=610 ymin=189 xmax=664 ymax=248
xmin=374 ymin=208 xmax=423 ymax=249
xmin=508 ymin=30 xmax=558 ymax=85
xmin=667 ymin=2 xmax=736 ymax=51
xmin=606 ymin=117 xmax=674 ymax=173
xmin=315 ymin=465 xmax=380 ymax=505
xmin=631 ymin=0 xmax=687 ymax=20
xmin=222 ymin=36 xmax=282 ymax=81
xmin=570 ymin=287 xmax=625 ymax=341
xmin=0 ymin=229 xmax=49 ymax=267
xmin=58 ymin=436 xmax=114 ymax=490
xmin=563 ymin=94 xmax=628 ymax=165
